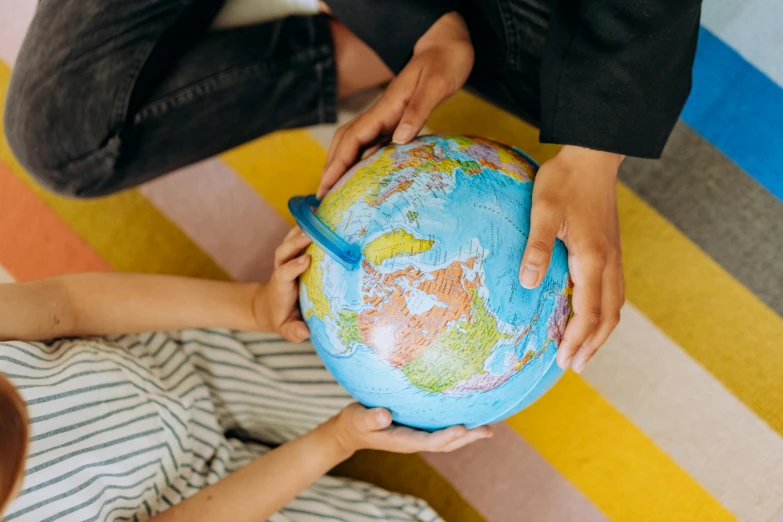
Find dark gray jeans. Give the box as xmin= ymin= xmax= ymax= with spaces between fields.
xmin=4 ymin=0 xmax=548 ymax=198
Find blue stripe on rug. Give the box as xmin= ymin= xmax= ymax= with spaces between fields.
xmin=681 ymin=26 xmax=783 ymax=201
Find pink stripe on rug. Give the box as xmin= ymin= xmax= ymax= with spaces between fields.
xmin=423 ymin=423 xmax=608 ymax=522
xmin=140 ymin=159 xmax=290 ymax=283
xmin=0 ymin=0 xmax=35 ymax=66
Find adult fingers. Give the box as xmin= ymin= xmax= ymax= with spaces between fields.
xmin=274 ymin=231 xmax=312 ymax=268
xmin=319 ymin=126 xmax=348 ymax=197
xmin=556 ymin=248 xmax=605 ymax=369
xmin=319 ymin=67 xmax=421 ymax=198
xmin=360 ymin=140 xmax=386 ymax=160
xmin=570 ymin=253 xmax=624 ymax=373
xmin=519 ymin=194 xmax=562 ymax=289
xmin=319 ymin=115 xmax=384 ymax=198
xmin=324 ymin=124 xmax=347 ymax=171
xmin=392 ymin=69 xmax=454 ymax=144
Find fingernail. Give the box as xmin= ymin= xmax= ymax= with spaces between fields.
xmin=520 ymin=265 xmax=539 ymax=289
xmin=299 ymin=255 xmax=309 ymax=264
xmin=298 ymin=325 xmax=310 ymax=338
xmin=374 ymin=409 xmax=389 ymax=425
xmin=393 ymin=124 xmax=413 ymax=144
xmin=556 ymin=354 xmax=572 ymax=369
xmin=572 ymin=360 xmax=586 ymax=374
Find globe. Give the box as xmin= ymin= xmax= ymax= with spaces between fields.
xmin=289 ymin=135 xmax=572 ymax=431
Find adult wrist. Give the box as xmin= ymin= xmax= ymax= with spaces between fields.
xmin=413 ymin=11 xmax=470 ymax=55
xmin=554 ymin=145 xmax=625 ymax=174
xmin=325 ymin=0 xmax=456 ymax=73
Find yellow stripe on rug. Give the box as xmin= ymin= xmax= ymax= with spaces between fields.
xmin=0 ymin=62 xmax=228 ymax=280
xmin=618 ymin=185 xmax=783 ymax=433
xmin=508 ymin=373 xmax=734 ymax=521
xmin=221 ymin=129 xmax=326 ymax=225
xmin=429 ymin=90 xmax=783 ymax=437
xmin=584 ymin=304 xmax=783 ymax=522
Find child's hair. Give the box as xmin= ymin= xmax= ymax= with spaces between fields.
xmin=0 ymin=374 xmax=28 ymax=512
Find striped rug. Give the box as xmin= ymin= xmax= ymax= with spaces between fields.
xmin=1 ymin=2 xmax=781 ymax=521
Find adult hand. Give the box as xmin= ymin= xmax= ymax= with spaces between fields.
xmin=318 ymin=11 xmax=474 ymax=198
xmin=520 ymin=146 xmax=625 ymax=373
xmin=330 ymin=403 xmax=493 ymax=455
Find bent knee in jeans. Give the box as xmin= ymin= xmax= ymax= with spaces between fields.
xmin=4 ymin=60 xmax=129 ymax=199
xmin=3 ymin=0 xmax=226 ymax=199
xmin=5 ymin=0 xmax=338 ymax=199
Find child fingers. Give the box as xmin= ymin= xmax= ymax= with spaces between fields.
xmin=414 ymin=425 xmax=493 ymax=453
xmin=358 ymin=407 xmax=393 ymax=432
xmin=380 ymin=425 xmax=466 ymax=453
xmin=440 ymin=426 xmax=494 ymax=453
xmin=275 ymin=254 xmax=311 ymax=282
xmin=274 ymin=231 xmax=312 ymax=268
xmin=421 ymin=425 xmax=470 ymax=451
xmin=284 ymin=226 xmax=303 ymax=240
xmin=279 ymin=320 xmax=310 ymax=342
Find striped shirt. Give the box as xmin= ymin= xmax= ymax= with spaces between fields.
xmin=0 ymin=329 xmax=441 ymax=522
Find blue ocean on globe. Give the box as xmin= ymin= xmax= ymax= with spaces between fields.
xmin=290 ymin=135 xmax=572 ymax=430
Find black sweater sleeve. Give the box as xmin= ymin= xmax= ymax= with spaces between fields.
xmin=539 ymin=0 xmax=702 ymax=158
xmin=326 ymin=0 xmax=456 ymax=74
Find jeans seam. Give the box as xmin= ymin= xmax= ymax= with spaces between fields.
xmin=496 ymin=0 xmax=519 ymax=69
xmin=57 ymin=39 xmax=156 ymax=181
xmin=317 ymin=57 xmax=338 ymax=125
xmin=134 ymin=44 xmax=332 ymax=124
xmin=113 ymin=40 xmax=159 ymax=132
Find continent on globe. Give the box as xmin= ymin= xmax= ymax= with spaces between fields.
xmin=356 ymin=257 xmax=477 ymax=368
xmin=362 ymin=229 xmax=435 ymax=265
xmin=401 ymin=281 xmax=512 ymax=394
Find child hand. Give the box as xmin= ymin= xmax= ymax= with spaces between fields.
xmin=254 ymin=227 xmax=313 ymax=342
xmin=329 ymin=403 xmax=494 ymax=456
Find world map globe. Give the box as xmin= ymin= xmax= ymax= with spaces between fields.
xmin=290 ymin=135 xmax=572 ymax=430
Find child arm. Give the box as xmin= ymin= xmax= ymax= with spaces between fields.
xmin=150 ymin=417 xmax=351 ymax=522
xmin=150 ymin=404 xmax=492 ymax=522
xmin=0 ymin=228 xmax=315 ymax=342
xmin=0 ymin=274 xmax=260 ymax=341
